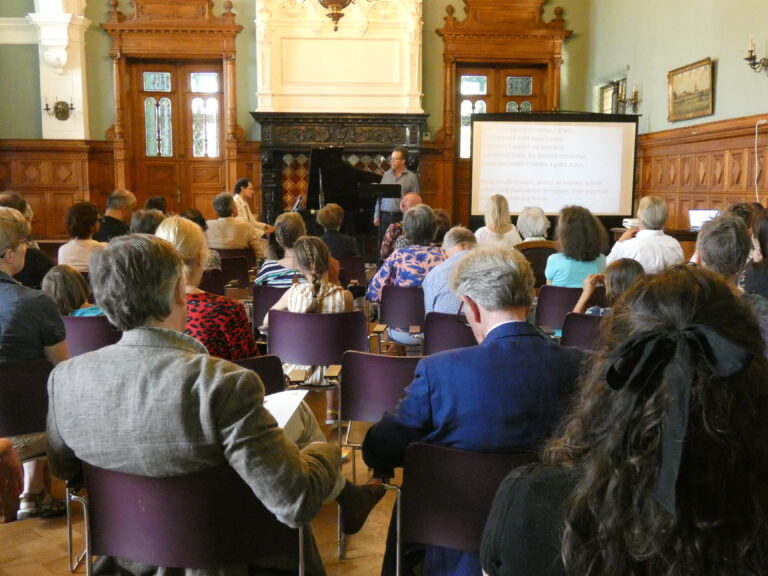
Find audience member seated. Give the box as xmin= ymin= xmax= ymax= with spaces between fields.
xmin=743 ymin=211 xmax=768 ymax=298
xmin=363 ymin=245 xmax=585 ymax=576
xmin=694 ymin=215 xmax=768 ymax=353
xmin=380 ymin=193 xmax=422 ymax=262
xmin=317 ymin=203 xmax=359 ymax=259
xmin=129 ymin=209 xmax=165 ymax=234
xmin=206 ymin=192 xmax=265 ymax=261
xmin=422 ymin=226 xmax=477 ymax=315
xmin=573 ymin=258 xmax=644 ymax=317
xmin=433 ymin=208 xmax=452 ymax=245
xmin=545 ymin=205 xmax=607 ymax=287
xmin=180 ymin=208 xmax=222 ymax=271
xmin=0 ymin=207 xmax=67 ymax=520
xmin=481 ymin=265 xmax=768 ymax=576
xmin=93 ymin=189 xmax=136 ymax=242
xmin=41 ymin=265 xmax=103 ymax=317
xmin=58 ymin=201 xmax=107 ymax=273
xmin=233 ymin=177 xmax=275 ymax=235
xmin=475 ymin=194 xmax=523 ymax=247
xmin=0 ymin=193 xmax=52 ymax=289
xmin=255 ymin=212 xmax=307 ymax=286
xmin=515 ymin=205 xmax=551 ymax=242
xmin=606 ymin=195 xmax=684 ymax=273
xmin=368 ymin=205 xmax=444 ymax=346
xmin=143 ymin=195 xmax=168 ymax=214
xmin=156 ymin=216 xmax=257 ymax=361
xmin=46 ymin=234 xmax=385 ymax=575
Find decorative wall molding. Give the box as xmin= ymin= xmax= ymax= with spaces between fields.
xmin=0 ymin=18 xmax=37 ymax=44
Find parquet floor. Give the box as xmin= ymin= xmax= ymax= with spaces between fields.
xmin=0 ymin=436 xmax=400 ymax=575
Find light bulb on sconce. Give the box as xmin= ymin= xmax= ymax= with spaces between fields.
xmin=43 ymin=98 xmax=75 ymax=121
xmin=617 ymin=82 xmax=640 ymax=113
xmin=745 ymin=34 xmax=768 ymax=73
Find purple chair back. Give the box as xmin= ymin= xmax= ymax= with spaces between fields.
xmin=340 ymin=351 xmax=420 ymax=423
xmin=252 ymin=285 xmax=289 ymax=334
xmin=338 ymin=256 xmax=366 ymax=287
xmin=62 ymin=315 xmax=122 ymax=358
xmin=83 ymin=462 xmax=301 ymax=569
xmin=0 ymin=359 xmax=52 ymax=437
xmin=514 ymin=240 xmax=558 ymax=289
xmin=379 ymin=285 xmax=425 ymax=331
xmin=199 ymin=268 xmax=225 ymax=295
xmin=400 ymin=443 xmax=537 ymax=552
xmin=267 ymin=310 xmax=368 ymax=366
xmin=560 ymin=312 xmax=603 ymax=351
xmin=220 ymin=256 xmax=249 ymax=288
xmin=535 ymin=285 xmax=606 ymax=333
xmin=213 ymin=248 xmax=257 ymax=270
xmin=232 ymin=355 xmax=287 ymax=395
xmin=422 ymin=312 xmax=477 ymax=355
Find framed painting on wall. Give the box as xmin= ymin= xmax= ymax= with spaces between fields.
xmin=668 ymin=58 xmax=713 ymax=122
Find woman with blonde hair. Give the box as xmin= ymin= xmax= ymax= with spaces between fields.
xmin=475 ymin=194 xmax=523 ymax=246
xmin=155 ymin=216 xmax=257 ymax=361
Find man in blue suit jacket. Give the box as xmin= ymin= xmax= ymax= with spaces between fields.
xmin=363 ymin=245 xmax=586 ymax=576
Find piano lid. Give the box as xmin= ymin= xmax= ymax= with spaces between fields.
xmin=307 ymin=147 xmax=381 ymax=211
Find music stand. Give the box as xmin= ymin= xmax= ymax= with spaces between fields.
xmin=359 ymin=183 xmax=402 ymax=258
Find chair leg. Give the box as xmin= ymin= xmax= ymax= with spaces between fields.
xmin=298 ymin=525 xmax=305 ymax=576
xmin=68 ymin=489 xmax=91 ymax=576
xmin=66 ymin=487 xmax=87 ymax=573
xmin=382 ymin=483 xmax=402 ymax=576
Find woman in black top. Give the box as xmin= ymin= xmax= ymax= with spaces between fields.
xmin=482 ymin=265 xmax=768 ymax=576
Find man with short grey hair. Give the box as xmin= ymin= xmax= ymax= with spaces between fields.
xmin=422 ymin=225 xmax=477 ymax=314
xmin=363 ymin=245 xmax=585 ymax=576
xmin=93 ymin=189 xmax=136 ymax=242
xmin=205 ymin=191 xmax=265 ymax=259
xmin=606 ymin=194 xmax=684 ymax=273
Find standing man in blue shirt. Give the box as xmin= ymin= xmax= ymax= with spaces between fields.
xmin=373 ymin=147 xmax=420 ymax=230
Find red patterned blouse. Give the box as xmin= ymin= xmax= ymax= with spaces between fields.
xmin=185 ymin=292 xmax=258 ymax=361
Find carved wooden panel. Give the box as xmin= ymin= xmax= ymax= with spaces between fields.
xmin=694 ymin=154 xmax=710 ymax=190
xmin=711 ymin=152 xmax=726 ymax=191
xmin=728 ymin=150 xmax=747 ymax=191
xmin=0 ymin=162 xmax=10 ymax=188
xmin=679 ymin=154 xmax=694 ymax=191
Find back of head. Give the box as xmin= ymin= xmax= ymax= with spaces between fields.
xmin=722 ymin=201 xmax=755 ymax=229
xmin=442 ymin=226 xmax=476 ymax=252
xmin=637 ymin=195 xmax=668 ymax=230
xmin=433 ymin=208 xmax=452 ymax=243
xmin=106 ymin=189 xmax=137 ymax=212
xmin=752 ymin=212 xmax=768 ymax=269
xmin=41 ymin=264 xmax=90 ymax=315
xmin=144 ymin=196 xmax=168 ymax=214
xmin=66 ymin=201 xmax=100 ymax=239
xmin=180 ymin=208 xmax=208 ymax=231
xmin=451 ymin=245 xmax=534 ymax=311
xmin=130 ymin=209 xmax=165 ymax=234
xmin=549 ymin=265 xmax=768 ymax=574
xmin=0 ymin=206 xmax=30 ymax=255
xmin=400 ymin=192 xmax=422 ymax=213
xmin=274 ymin=211 xmax=307 ymax=249
xmin=697 ymin=215 xmax=750 ymax=278
xmin=316 ymin=203 xmax=343 ymax=231
xmin=485 ymin=194 xmax=512 ymax=235
xmin=517 ymin=205 xmax=550 ymax=239
xmin=0 ymin=192 xmax=27 ymax=214
xmin=403 ymin=204 xmax=438 ymax=246
xmin=155 ymin=215 xmax=205 ymax=278
xmin=604 ymin=258 xmax=644 ymax=304
xmin=294 ymin=236 xmax=331 ymax=313
xmin=90 ymin=234 xmax=183 ymax=331
xmin=557 ymin=205 xmax=607 ymax=261
xmin=213 ymin=192 xmax=235 ymax=218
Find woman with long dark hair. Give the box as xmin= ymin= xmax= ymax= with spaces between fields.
xmin=743 ymin=211 xmax=768 ymax=299
xmin=482 ymin=265 xmax=768 ymax=575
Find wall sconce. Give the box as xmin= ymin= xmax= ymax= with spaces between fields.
xmin=617 ymin=83 xmax=640 ymax=113
xmin=43 ymin=98 xmax=74 ymax=121
xmin=745 ymin=35 xmax=768 ymax=73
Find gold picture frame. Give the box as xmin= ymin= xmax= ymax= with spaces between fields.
xmin=667 ymin=58 xmax=713 ymax=122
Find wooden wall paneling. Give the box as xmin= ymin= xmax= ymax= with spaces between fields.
xmin=87 ymin=141 xmax=116 ymax=211
xmin=727 ymin=149 xmax=747 ymax=192
xmin=679 ymin=154 xmax=694 ymax=191
xmin=694 ymin=153 xmax=710 ymax=190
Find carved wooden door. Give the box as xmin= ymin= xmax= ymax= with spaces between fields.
xmin=131 ymin=61 xmax=224 ymax=216
xmin=453 ymin=64 xmax=549 ymax=218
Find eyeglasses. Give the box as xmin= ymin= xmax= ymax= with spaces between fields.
xmin=456 ymin=301 xmax=470 ymax=327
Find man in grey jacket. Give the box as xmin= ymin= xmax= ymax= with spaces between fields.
xmin=46 ymin=234 xmax=382 ymax=575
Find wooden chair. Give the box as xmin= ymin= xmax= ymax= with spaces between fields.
xmin=535 ymin=284 xmax=605 ymax=335
xmin=232 ymin=355 xmax=288 ymax=395
xmin=514 ymin=240 xmax=558 ymax=289
xmin=69 ymin=463 xmax=305 ymax=576
xmin=422 ymin=312 xmax=477 ymax=355
xmin=62 ymin=315 xmax=122 ymax=357
xmin=392 ymin=443 xmax=537 ymax=576
xmin=560 ymin=312 xmax=603 ymax=350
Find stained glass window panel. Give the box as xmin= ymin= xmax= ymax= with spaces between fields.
xmin=460 ymin=75 xmax=487 ymax=96
xmin=506 ymin=76 xmax=533 ymax=96
xmin=143 ymin=72 xmax=171 ymax=92
xmin=520 ymin=101 xmax=532 ymax=113
xmin=158 ymin=98 xmax=173 ymax=157
xmin=192 ymin=97 xmax=220 ymax=158
xmin=190 ymin=73 xmax=219 ymax=94
xmin=506 ymin=101 xmax=520 ymax=112
xmin=144 ymin=97 xmax=158 ymax=157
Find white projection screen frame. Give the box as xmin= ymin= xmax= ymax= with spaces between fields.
xmin=470 ymin=113 xmax=639 ymax=217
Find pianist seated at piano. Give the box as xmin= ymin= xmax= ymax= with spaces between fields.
xmin=233 ymin=178 xmax=275 ymax=235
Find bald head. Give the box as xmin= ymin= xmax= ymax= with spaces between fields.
xmin=400 ymin=193 xmax=422 ymax=213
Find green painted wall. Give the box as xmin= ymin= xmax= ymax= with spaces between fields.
xmin=2 ymin=0 xmax=33 ymax=18
xmin=83 ymin=1 xmax=115 ymax=140
xmin=0 ymin=45 xmax=41 ymax=138
xmin=587 ymin=0 xmax=768 ymax=134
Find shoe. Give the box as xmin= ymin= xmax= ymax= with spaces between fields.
xmin=338 ymin=480 xmax=386 ymax=535
xmin=39 ymin=492 xmax=65 ymax=518
xmin=17 ymin=492 xmax=41 ymax=520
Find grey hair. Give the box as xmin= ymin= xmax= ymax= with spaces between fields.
xmin=442 ymin=226 xmax=477 ymax=251
xmin=697 ymin=215 xmax=751 ymax=279
xmin=106 ymin=189 xmax=137 ymax=211
xmin=213 ymin=192 xmax=235 ymax=217
xmin=90 ymin=234 xmax=183 ymax=331
xmin=450 ymin=245 xmax=534 ymax=311
xmin=403 ymin=204 xmax=438 ymax=246
xmin=517 ymin=206 xmax=550 ymax=239
xmin=637 ymin=195 xmax=668 ymax=230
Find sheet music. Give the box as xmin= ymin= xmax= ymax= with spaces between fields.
xmin=263 ymin=390 xmax=308 ymax=429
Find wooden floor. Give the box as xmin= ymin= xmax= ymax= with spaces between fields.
xmin=0 ymin=439 xmax=399 ymax=575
